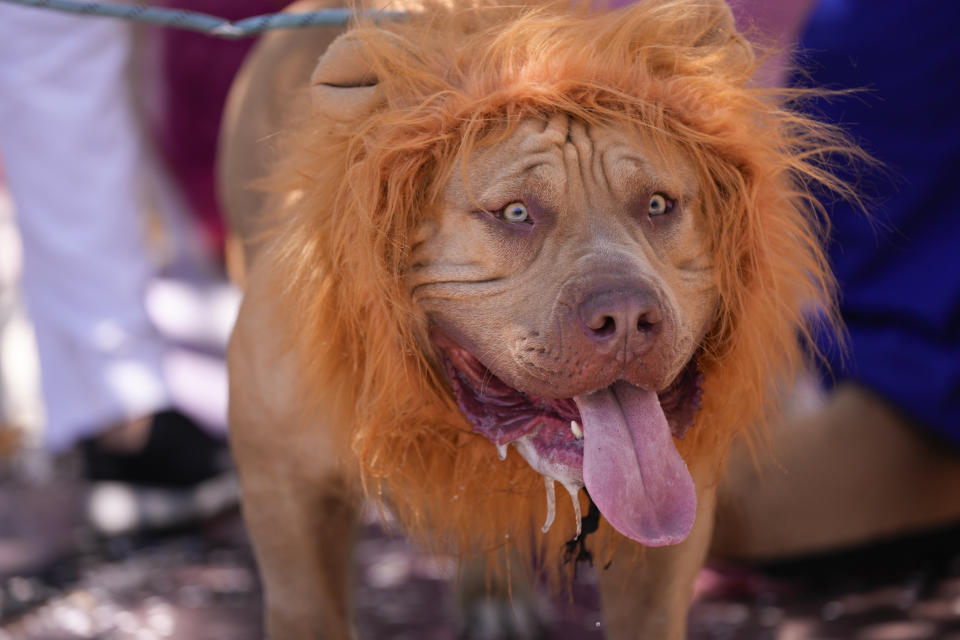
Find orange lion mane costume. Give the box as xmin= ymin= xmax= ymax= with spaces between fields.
xmin=259 ymin=0 xmax=854 ymax=574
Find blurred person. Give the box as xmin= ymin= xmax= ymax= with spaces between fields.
xmin=0 ymin=3 xmax=230 ymax=508
xmin=715 ymin=0 xmax=960 ymax=558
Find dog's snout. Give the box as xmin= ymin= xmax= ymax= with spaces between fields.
xmin=577 ymin=288 xmax=662 ymax=345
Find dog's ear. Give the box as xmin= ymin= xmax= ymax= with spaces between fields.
xmin=310 ymin=31 xmax=394 ymax=122
xmin=682 ymin=0 xmax=738 ymax=47
xmin=679 ymin=0 xmax=753 ymax=73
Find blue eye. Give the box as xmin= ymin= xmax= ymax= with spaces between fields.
xmin=501 ymin=201 xmax=530 ymax=223
xmin=648 ymin=193 xmax=674 ymax=217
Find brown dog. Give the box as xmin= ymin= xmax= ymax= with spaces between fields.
xmin=219 ymin=1 xmax=857 ymax=637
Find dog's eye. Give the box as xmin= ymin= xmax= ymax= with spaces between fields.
xmin=500 ymin=201 xmax=530 ymax=224
xmin=648 ymin=193 xmax=674 ymax=217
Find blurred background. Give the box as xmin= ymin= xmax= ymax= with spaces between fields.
xmin=0 ymin=0 xmax=958 ymax=639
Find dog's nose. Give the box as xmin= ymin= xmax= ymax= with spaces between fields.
xmin=577 ymin=287 xmax=662 ymax=345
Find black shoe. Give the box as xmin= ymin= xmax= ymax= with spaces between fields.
xmin=81 ymin=409 xmax=231 ymax=488
xmin=81 ymin=410 xmax=238 ymax=535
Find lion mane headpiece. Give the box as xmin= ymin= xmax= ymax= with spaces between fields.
xmin=262 ymin=0 xmax=855 ymax=569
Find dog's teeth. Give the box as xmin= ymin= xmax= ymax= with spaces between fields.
xmin=561 ymin=481 xmax=583 ymax=538
xmin=541 ymin=477 xmax=557 ymax=534
xmin=570 ymin=420 xmax=583 ymax=440
xmin=496 ymin=443 xmax=508 ymax=461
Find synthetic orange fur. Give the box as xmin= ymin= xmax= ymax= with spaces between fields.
xmin=259 ymin=0 xmax=858 ymax=573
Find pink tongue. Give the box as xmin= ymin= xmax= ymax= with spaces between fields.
xmin=575 ymin=381 xmax=696 ymax=546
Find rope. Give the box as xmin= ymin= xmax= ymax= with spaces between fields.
xmin=0 ymin=0 xmax=405 ymax=39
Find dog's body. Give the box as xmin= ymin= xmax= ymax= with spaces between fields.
xmin=220 ymin=1 xmax=856 ymax=637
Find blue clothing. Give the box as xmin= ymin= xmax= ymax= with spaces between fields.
xmin=795 ymin=1 xmax=960 ymax=442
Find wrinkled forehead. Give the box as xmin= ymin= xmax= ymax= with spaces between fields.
xmin=445 ymin=114 xmax=699 ymax=205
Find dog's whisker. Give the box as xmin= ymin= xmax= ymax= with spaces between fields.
xmin=480 ymin=369 xmax=494 ymax=397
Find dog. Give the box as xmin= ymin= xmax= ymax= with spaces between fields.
xmin=219 ymin=0 xmax=852 ymax=637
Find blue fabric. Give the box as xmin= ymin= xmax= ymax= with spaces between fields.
xmin=794 ymin=0 xmax=960 ymax=442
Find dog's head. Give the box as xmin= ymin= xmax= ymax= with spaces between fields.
xmin=266 ymin=0 xmax=850 ymax=557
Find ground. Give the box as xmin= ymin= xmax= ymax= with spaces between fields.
xmin=1 ymin=459 xmax=960 ymax=640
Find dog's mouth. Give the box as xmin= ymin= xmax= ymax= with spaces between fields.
xmin=437 ymin=335 xmax=703 ymax=547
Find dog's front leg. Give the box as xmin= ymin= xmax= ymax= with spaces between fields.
xmin=230 ymin=290 xmax=358 ymax=640
xmin=596 ymin=457 xmax=718 ymax=640
xmin=240 ymin=459 xmax=357 ymax=639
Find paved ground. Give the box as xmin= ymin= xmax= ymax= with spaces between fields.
xmin=1 ymin=460 xmax=960 ymax=640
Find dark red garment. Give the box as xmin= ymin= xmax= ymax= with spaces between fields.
xmin=150 ymin=1 xmax=286 ymax=257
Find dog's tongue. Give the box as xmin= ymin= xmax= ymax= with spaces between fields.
xmin=574 ymin=381 xmax=696 ymax=546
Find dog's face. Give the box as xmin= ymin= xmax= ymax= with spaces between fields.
xmin=409 ymin=114 xmax=718 ymax=545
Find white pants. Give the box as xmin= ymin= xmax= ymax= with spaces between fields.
xmin=0 ymin=5 xmax=170 ymax=451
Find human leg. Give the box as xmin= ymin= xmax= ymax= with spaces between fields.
xmin=0 ymin=5 xmax=169 ymax=452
